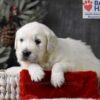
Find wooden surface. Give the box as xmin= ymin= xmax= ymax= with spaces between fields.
xmin=44 ymin=0 xmax=100 ymax=58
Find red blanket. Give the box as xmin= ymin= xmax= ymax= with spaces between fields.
xmin=20 ymin=70 xmax=100 ymax=100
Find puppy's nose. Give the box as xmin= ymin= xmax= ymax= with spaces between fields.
xmin=23 ymin=50 xmax=31 ymax=57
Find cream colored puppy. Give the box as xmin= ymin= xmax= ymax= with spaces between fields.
xmin=6 ymin=22 xmax=100 ymax=87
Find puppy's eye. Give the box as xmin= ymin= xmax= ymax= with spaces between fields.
xmin=20 ymin=38 xmax=24 ymax=42
xmin=35 ymin=39 xmax=41 ymax=45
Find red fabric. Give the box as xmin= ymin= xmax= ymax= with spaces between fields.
xmin=20 ymin=70 xmax=100 ymax=100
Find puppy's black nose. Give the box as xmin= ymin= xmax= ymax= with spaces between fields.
xmin=23 ymin=50 xmax=31 ymax=57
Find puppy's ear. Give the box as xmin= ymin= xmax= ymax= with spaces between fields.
xmin=44 ymin=28 xmax=57 ymax=54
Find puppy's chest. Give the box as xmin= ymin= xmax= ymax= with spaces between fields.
xmin=40 ymin=62 xmax=53 ymax=71
xmin=39 ymin=55 xmax=58 ymax=70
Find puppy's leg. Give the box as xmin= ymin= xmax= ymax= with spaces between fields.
xmin=51 ymin=62 xmax=75 ymax=88
xmin=28 ymin=64 xmax=45 ymax=82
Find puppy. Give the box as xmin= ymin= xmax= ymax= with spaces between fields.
xmin=6 ymin=22 xmax=100 ymax=87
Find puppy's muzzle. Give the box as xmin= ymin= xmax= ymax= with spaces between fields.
xmin=23 ymin=50 xmax=31 ymax=58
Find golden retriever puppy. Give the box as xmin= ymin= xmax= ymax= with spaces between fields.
xmin=6 ymin=22 xmax=100 ymax=87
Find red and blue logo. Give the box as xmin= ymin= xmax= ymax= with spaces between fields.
xmin=83 ymin=0 xmax=100 ymax=12
xmin=83 ymin=0 xmax=93 ymax=11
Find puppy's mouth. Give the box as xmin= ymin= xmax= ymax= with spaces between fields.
xmin=22 ymin=56 xmax=37 ymax=63
xmin=22 ymin=57 xmax=29 ymax=61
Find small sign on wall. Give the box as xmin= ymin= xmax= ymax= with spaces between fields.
xmin=83 ymin=0 xmax=100 ymax=19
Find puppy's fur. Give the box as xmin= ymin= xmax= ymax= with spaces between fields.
xmin=6 ymin=22 xmax=100 ymax=87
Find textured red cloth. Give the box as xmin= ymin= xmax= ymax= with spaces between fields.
xmin=20 ymin=70 xmax=100 ymax=100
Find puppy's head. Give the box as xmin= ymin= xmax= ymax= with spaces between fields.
xmin=15 ymin=22 xmax=57 ymax=65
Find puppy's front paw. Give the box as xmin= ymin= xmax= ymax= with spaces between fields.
xmin=28 ymin=66 xmax=45 ymax=82
xmin=51 ymin=72 xmax=65 ymax=88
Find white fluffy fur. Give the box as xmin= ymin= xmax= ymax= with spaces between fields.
xmin=6 ymin=22 xmax=100 ymax=87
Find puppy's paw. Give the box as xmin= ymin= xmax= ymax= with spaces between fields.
xmin=28 ymin=66 xmax=45 ymax=82
xmin=51 ymin=72 xmax=65 ymax=88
